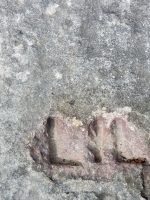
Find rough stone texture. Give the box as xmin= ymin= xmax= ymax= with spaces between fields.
xmin=0 ymin=0 xmax=150 ymax=199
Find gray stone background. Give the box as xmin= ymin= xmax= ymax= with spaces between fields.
xmin=0 ymin=0 xmax=150 ymax=199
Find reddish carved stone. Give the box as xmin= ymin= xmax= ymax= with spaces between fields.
xmin=31 ymin=112 xmax=150 ymax=180
xmin=46 ymin=116 xmax=87 ymax=166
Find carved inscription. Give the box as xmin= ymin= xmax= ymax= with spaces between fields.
xmin=31 ymin=112 xmax=150 ymax=180
xmin=88 ymin=117 xmax=106 ymax=162
xmin=46 ymin=117 xmax=83 ymax=166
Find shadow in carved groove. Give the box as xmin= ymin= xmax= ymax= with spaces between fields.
xmin=47 ymin=117 xmax=82 ymax=166
xmin=88 ymin=117 xmax=147 ymax=164
xmin=111 ymin=118 xmax=147 ymax=164
xmin=88 ymin=117 xmax=105 ymax=162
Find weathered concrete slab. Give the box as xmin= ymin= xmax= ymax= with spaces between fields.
xmin=0 ymin=0 xmax=150 ymax=199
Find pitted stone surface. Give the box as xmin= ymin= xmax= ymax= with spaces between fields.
xmin=0 ymin=0 xmax=150 ymax=199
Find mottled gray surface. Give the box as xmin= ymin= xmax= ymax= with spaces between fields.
xmin=0 ymin=0 xmax=150 ymax=199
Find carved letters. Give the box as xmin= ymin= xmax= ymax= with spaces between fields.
xmin=31 ymin=112 xmax=150 ymax=180
xmin=46 ymin=117 xmax=83 ymax=166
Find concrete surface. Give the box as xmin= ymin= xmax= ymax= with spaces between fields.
xmin=0 ymin=0 xmax=150 ymax=199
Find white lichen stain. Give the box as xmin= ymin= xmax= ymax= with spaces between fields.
xmin=66 ymin=0 xmax=72 ymax=7
xmin=94 ymin=76 xmax=100 ymax=85
xmin=45 ymin=3 xmax=59 ymax=16
xmin=55 ymin=72 xmax=62 ymax=80
xmin=126 ymin=0 xmax=130 ymax=9
xmin=17 ymin=0 xmax=24 ymax=4
xmin=122 ymin=0 xmax=131 ymax=11
xmin=16 ymin=71 xmax=30 ymax=82
xmin=102 ymin=107 xmax=107 ymax=111
xmin=13 ymin=44 xmax=28 ymax=65
xmin=72 ymin=117 xmax=83 ymax=127
xmin=116 ymin=107 xmax=132 ymax=118
xmin=13 ymin=44 xmax=24 ymax=54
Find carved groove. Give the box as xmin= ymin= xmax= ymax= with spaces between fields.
xmin=47 ymin=117 xmax=82 ymax=166
xmin=113 ymin=118 xmax=146 ymax=164
xmin=30 ymin=113 xmax=150 ymax=180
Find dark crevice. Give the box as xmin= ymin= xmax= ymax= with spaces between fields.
xmin=140 ymin=168 xmax=148 ymax=200
xmin=47 ymin=117 xmax=81 ymax=166
xmin=110 ymin=120 xmax=119 ymax=162
xmin=87 ymin=119 xmax=102 ymax=163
